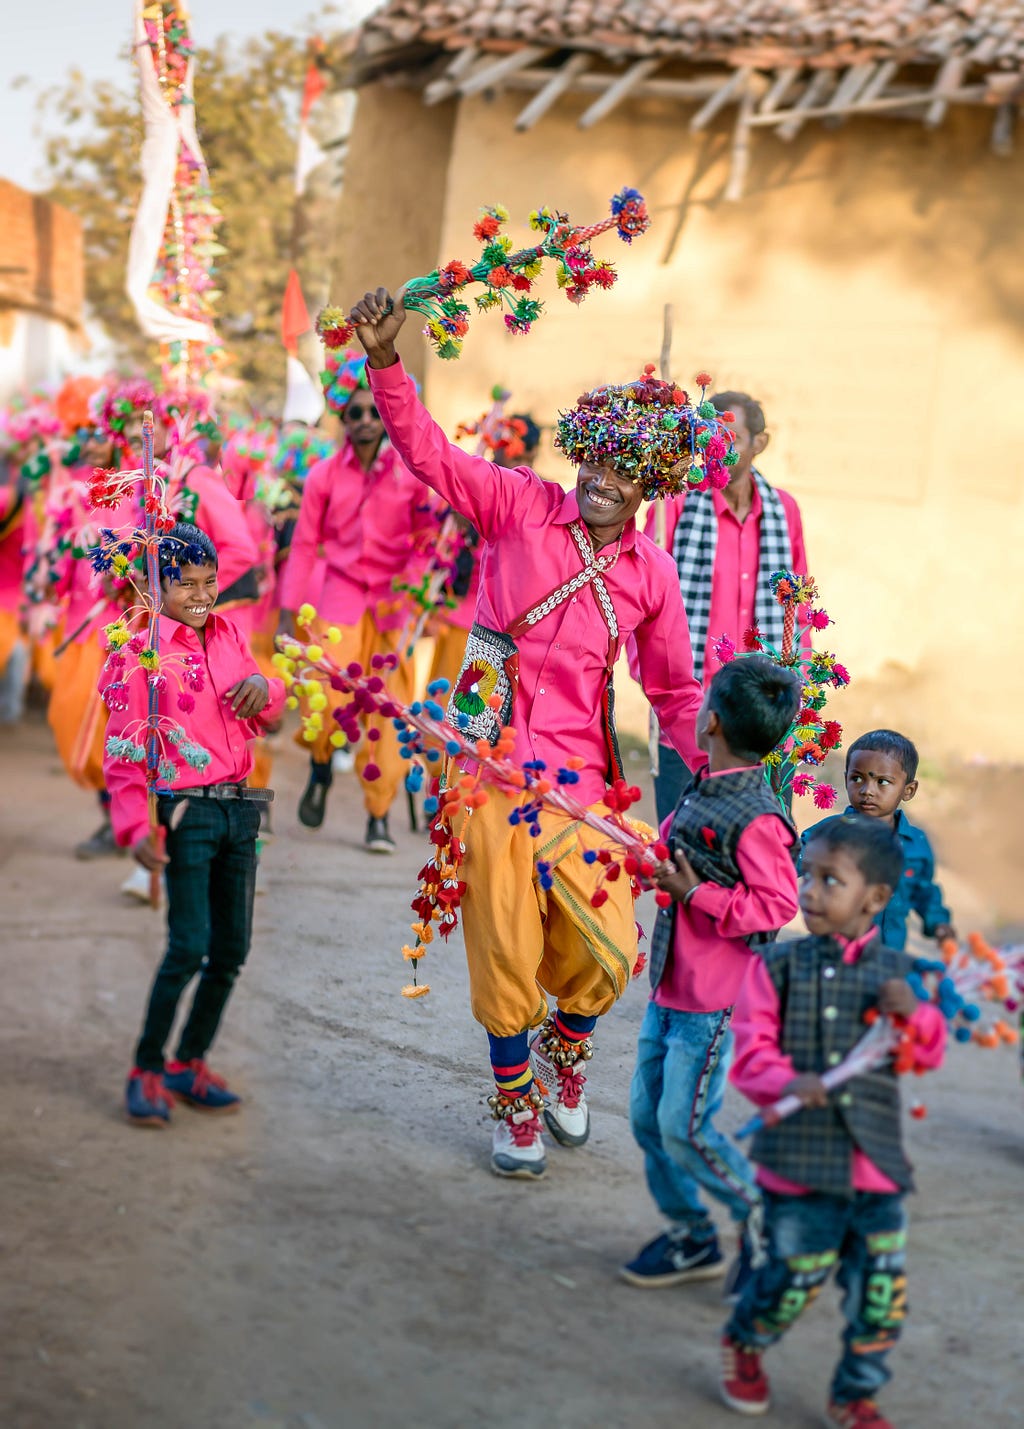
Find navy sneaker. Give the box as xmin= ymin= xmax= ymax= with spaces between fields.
xmin=125 ymin=1068 xmax=173 ymax=1127
xmin=163 ymin=1059 xmax=241 ymax=1113
xmin=620 ymin=1229 xmax=724 ymax=1287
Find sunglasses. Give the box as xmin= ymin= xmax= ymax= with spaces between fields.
xmin=345 ymin=403 xmax=380 ymax=421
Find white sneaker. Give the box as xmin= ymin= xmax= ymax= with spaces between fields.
xmin=490 ymin=1109 xmax=547 ymax=1179
xmin=332 ymin=747 xmax=355 ymax=774
xmin=529 ymin=1028 xmax=591 ymax=1148
xmin=121 ymin=863 xmax=160 ymax=905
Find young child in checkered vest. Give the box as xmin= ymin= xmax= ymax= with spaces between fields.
xmin=622 ymin=655 xmax=802 ymax=1294
xmin=719 ymin=814 xmax=947 ymax=1429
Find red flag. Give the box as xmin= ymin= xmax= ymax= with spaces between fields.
xmin=281 ymin=268 xmax=311 ymax=355
xmin=301 ymin=63 xmax=327 ymax=123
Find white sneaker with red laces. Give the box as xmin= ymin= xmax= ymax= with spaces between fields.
xmin=529 ymin=1028 xmax=591 ymax=1147
xmin=490 ymin=1108 xmax=547 ymax=1179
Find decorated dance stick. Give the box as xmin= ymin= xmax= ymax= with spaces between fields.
xmin=735 ymin=1016 xmax=906 ymax=1138
xmin=713 ymin=569 xmax=849 ymax=810
xmin=316 ymin=188 xmax=651 ymax=360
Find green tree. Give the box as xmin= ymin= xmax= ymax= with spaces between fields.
xmin=40 ymin=19 xmax=336 ymax=406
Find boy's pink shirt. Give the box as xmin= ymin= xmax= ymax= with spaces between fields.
xmin=730 ymin=927 xmax=947 ymax=1195
xmin=277 ymin=441 xmax=437 ymax=631
xmin=641 ymin=483 xmax=809 ymax=689
xmin=368 ymin=358 xmax=706 ymax=802
xmin=102 ymin=612 xmax=285 ymax=849
xmin=652 ymin=768 xmax=800 ymax=1013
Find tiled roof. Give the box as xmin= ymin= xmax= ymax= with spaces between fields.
xmin=349 ymin=1 xmax=1024 ymax=78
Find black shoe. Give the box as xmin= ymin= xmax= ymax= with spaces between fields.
xmin=365 ymin=815 xmax=396 ymax=854
xmin=298 ymin=778 xmax=330 ymax=828
xmin=74 ymin=820 xmax=124 ymax=860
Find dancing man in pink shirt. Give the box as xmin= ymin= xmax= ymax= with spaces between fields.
xmin=644 ymin=392 xmax=809 ymax=824
xmin=349 ymin=286 xmax=713 ymax=1179
xmin=278 ymin=349 xmax=436 ymax=854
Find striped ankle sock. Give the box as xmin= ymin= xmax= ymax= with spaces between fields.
xmin=553 ymin=1010 xmax=597 ymax=1044
xmin=487 ymin=1031 xmax=533 ymax=1100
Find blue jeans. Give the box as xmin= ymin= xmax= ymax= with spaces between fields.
xmin=726 ymin=1189 xmax=908 ymax=1405
xmin=630 ymin=1001 xmax=760 ymax=1236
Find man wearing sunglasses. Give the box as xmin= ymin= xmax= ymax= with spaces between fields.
xmin=278 ymin=349 xmax=436 ymax=853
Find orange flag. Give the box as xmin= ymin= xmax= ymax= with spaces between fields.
xmin=281 ymin=268 xmax=311 ymax=355
xmin=301 ymin=63 xmax=327 ymax=123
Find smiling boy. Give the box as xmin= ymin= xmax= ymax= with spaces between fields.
xmin=103 ymin=523 xmax=285 ymax=1126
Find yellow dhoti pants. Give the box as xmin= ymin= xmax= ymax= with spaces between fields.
xmin=47 ymin=638 xmax=108 ymax=792
xmin=247 ymin=630 xmax=278 ymax=791
xmin=298 ymin=613 xmax=414 ymax=818
xmin=427 ymin=622 xmax=469 ymax=698
xmin=458 ymin=786 xmax=640 ymax=1037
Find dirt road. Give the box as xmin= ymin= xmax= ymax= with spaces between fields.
xmin=2 ymin=717 xmax=1021 ymax=1429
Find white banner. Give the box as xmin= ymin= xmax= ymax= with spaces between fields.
xmin=283 ymin=353 xmax=325 ymax=425
xmin=125 ymin=1 xmax=217 ymax=347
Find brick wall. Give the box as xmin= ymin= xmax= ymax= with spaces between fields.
xmin=0 ymin=180 xmax=84 ymax=330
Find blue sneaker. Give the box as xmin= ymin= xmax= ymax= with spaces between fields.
xmin=125 ymin=1068 xmax=173 ymax=1127
xmin=163 ymin=1060 xmax=241 ymax=1113
xmin=620 ymin=1229 xmax=724 ymax=1287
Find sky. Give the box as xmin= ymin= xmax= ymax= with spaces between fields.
xmin=0 ymin=2 xmax=377 ymax=192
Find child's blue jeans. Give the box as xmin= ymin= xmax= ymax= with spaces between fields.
xmin=725 ymin=1189 xmax=908 ymax=1405
xmin=629 ymin=1000 xmax=760 ymax=1238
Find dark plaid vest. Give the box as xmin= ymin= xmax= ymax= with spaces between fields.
xmin=648 ymin=767 xmax=793 ymax=991
xmin=752 ymin=935 xmax=917 ymax=1196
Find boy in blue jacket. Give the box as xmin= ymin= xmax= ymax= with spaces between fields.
xmin=802 ymin=729 xmax=955 ymax=952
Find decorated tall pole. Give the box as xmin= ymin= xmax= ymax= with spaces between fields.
xmin=140 ymin=411 xmax=165 ymax=907
xmin=126 ymin=1 xmax=225 ymax=387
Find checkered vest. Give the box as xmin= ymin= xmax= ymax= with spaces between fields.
xmin=648 ymin=767 xmax=793 ymax=991
xmin=751 ymin=935 xmax=917 ymax=1196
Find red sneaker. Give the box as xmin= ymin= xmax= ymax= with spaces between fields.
xmin=720 ymin=1335 xmax=770 ymax=1416
xmin=825 ymin=1400 xmax=894 ymax=1428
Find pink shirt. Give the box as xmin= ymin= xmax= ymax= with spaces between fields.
xmin=102 ymin=613 xmax=286 ymax=848
xmin=730 ymin=928 xmax=947 ymax=1195
xmin=368 ymin=358 xmax=706 ymax=802
xmin=277 ymin=441 xmax=436 ymax=631
xmin=642 ymin=481 xmax=809 ymax=690
xmin=0 ymin=486 xmax=25 ymax=613
xmin=653 ymin=777 xmax=799 ymax=1014
xmin=175 ymin=465 xmax=260 ymax=597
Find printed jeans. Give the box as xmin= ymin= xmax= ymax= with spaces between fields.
xmin=726 ymin=1189 xmax=908 ymax=1405
xmin=630 ymin=1000 xmax=760 ymax=1236
xmin=135 ymin=797 xmax=259 ymax=1071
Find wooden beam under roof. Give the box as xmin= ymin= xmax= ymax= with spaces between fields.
xmin=457 ymin=44 xmax=553 ymax=98
xmin=689 ymin=66 xmax=753 ymax=132
xmin=578 ymin=57 xmax=662 ymax=128
xmin=514 ymin=52 xmax=592 ymax=131
xmin=924 ymin=56 xmax=966 ymax=128
xmin=423 ymin=45 xmax=480 ymax=105
xmin=776 ymin=70 xmax=835 ymax=140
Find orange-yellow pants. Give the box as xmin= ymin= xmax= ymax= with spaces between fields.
xmin=247 ymin=630 xmax=278 ymax=790
xmin=47 ymin=638 xmax=108 ymax=793
xmin=298 ymin=613 xmax=414 ymax=818
xmin=457 ymin=785 xmax=640 ymax=1037
xmin=428 ymin=621 xmax=469 ymax=698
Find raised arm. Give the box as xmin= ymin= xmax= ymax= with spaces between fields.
xmin=353 ymin=286 xmax=546 ymax=542
xmin=631 ymin=564 xmax=706 ymax=774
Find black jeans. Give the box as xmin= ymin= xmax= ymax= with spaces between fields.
xmin=135 ymin=797 xmax=259 ymax=1072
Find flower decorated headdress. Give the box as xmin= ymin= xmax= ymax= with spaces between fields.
xmin=320 ymin=348 xmax=368 ymax=414
xmin=54 ymin=375 xmax=104 ymax=438
xmin=555 ymin=367 xmax=737 ymax=501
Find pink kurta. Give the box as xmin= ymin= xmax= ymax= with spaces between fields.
xmin=102 ymin=612 xmax=285 ymax=849
xmin=642 ymin=482 xmax=809 ymax=689
xmin=369 ymin=358 xmax=706 ymax=805
xmin=175 ymin=464 xmax=260 ymax=598
xmin=277 ymin=441 xmax=436 ymax=632
xmin=730 ymin=927 xmax=947 ymax=1195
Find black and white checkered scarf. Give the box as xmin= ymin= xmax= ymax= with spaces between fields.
xmin=671 ymin=470 xmax=793 ymax=682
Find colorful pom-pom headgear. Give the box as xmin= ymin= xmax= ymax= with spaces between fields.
xmin=100 ymin=380 xmax=159 ymax=438
xmin=320 ymin=348 xmax=369 ymax=415
xmin=555 ymin=366 xmax=738 ymax=501
xmin=54 ymin=375 xmax=103 ymax=438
